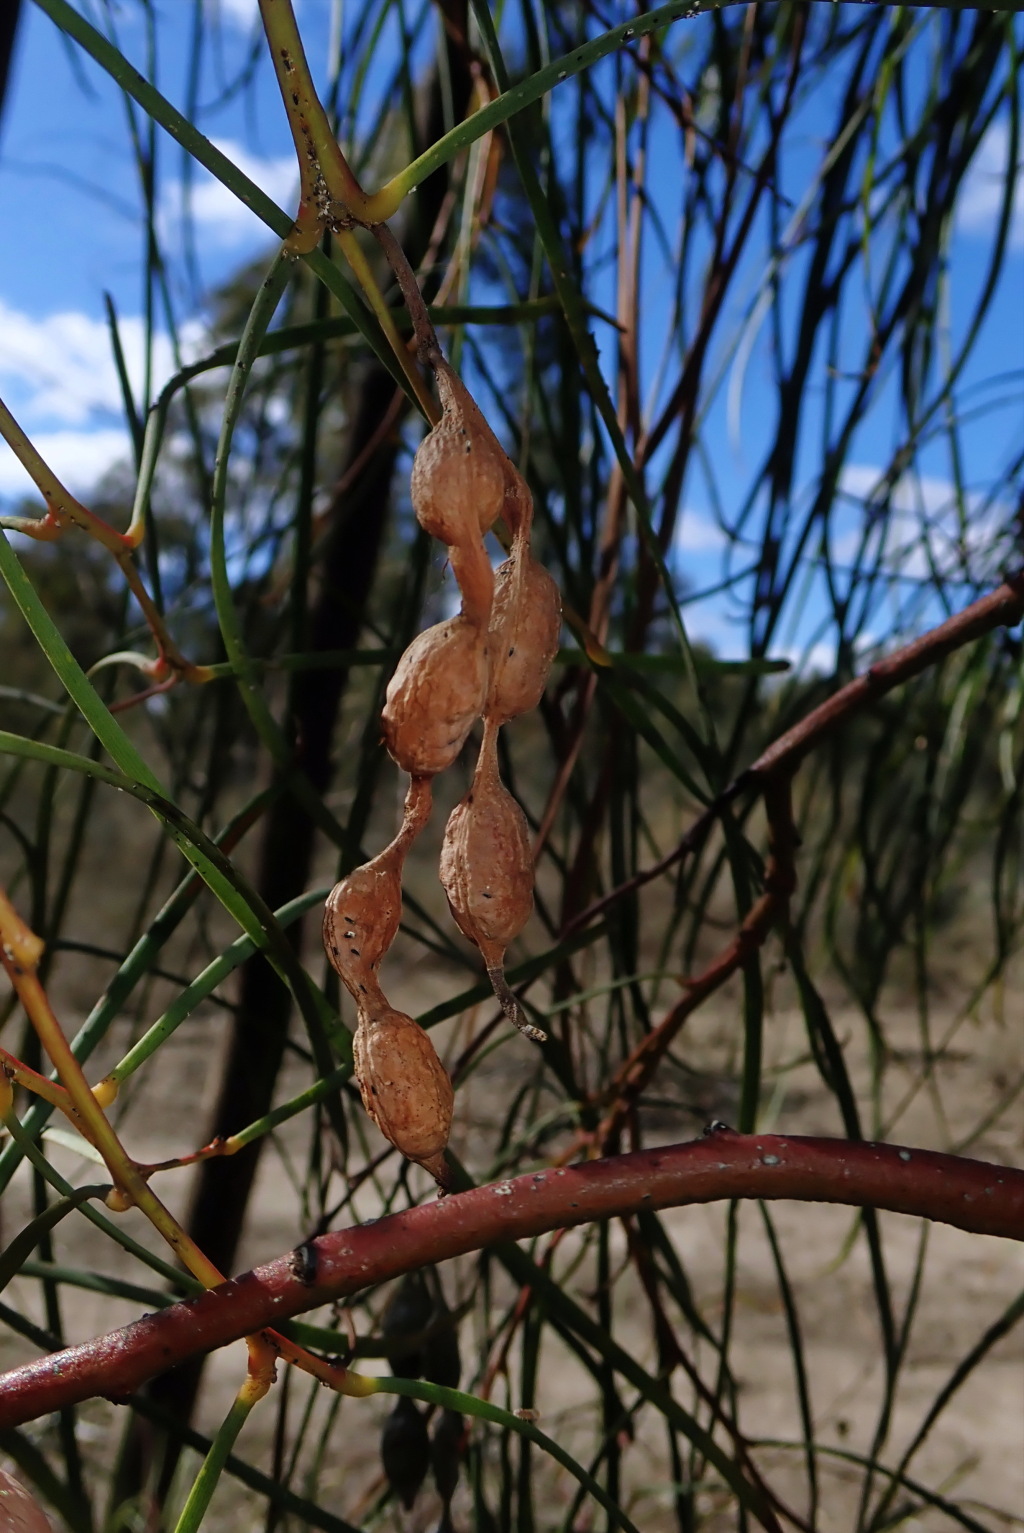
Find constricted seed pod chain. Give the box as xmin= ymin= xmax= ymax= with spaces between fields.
xmin=439 ymin=718 xmax=546 ymax=1043
xmin=322 ymin=331 xmax=560 ymax=1188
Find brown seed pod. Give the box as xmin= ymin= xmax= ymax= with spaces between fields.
xmin=382 ymin=616 xmax=489 ymax=776
xmin=380 ymin=1397 xmax=431 ymax=1510
xmin=0 ymin=1469 xmax=53 ymax=1532
xmin=502 ymin=464 xmax=534 ymax=542
xmin=411 ymin=354 xmax=511 ymax=545
xmin=323 ymin=779 xmax=432 ymax=1002
xmin=486 ymin=544 xmax=562 ymax=724
xmin=353 ymin=1002 xmax=454 ymax=1188
xmin=447 ymin=533 xmax=495 ymax=630
xmin=438 ymin=720 xmax=545 ymax=1042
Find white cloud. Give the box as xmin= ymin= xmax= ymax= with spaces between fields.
xmin=676 ymin=605 xmax=740 ymax=653
xmin=837 ymin=463 xmax=1011 ymax=581
xmin=839 ymin=464 xmax=970 ymax=518
xmin=771 ymin=636 xmax=836 ymax=676
xmin=215 ymin=0 xmax=262 ymax=24
xmin=957 ymin=120 xmax=1024 ymax=249
xmin=168 ymin=137 xmax=297 ymax=246
xmin=677 ymin=511 xmax=731 ymax=554
xmin=0 ymin=429 xmax=131 ymax=500
xmin=0 ymin=301 xmax=203 ymax=427
xmin=0 ymin=301 xmax=206 ymax=503
xmin=213 ymin=0 xmax=302 ymax=23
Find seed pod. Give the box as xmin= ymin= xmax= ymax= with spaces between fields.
xmin=411 ymin=354 xmax=510 ymax=545
xmin=448 ymin=533 xmax=494 ymax=630
xmin=323 ymin=778 xmax=432 ymax=1001
xmin=382 ymin=616 xmax=489 ymax=777
xmin=486 ymin=545 xmax=561 ymax=724
xmin=438 ymin=720 xmax=546 ymax=1043
xmin=380 ymin=1396 xmax=431 ymax=1511
xmin=353 ymin=1002 xmax=454 ymax=1188
xmin=502 ymin=465 xmax=534 ymax=542
xmin=0 ymin=1469 xmax=53 ymax=1532
xmin=382 ymin=1270 xmax=433 ymax=1380
xmin=431 ymin=1407 xmax=464 ymax=1509
xmin=423 ymin=1287 xmax=461 ymax=1390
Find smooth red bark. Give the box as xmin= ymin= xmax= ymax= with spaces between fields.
xmin=0 ymin=1130 xmax=1021 ymax=1427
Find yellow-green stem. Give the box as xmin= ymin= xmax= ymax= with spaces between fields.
xmin=255 ymin=0 xmax=439 ymax=419
xmin=257 ymin=0 xmax=374 ymax=240
xmin=0 ymin=1043 xmax=80 ymax=1118
xmin=335 ymin=228 xmax=438 ymax=423
xmin=0 ymin=889 xmax=377 ymax=1399
xmin=171 ymin=1369 xmax=270 ymax=1533
xmin=0 ymin=395 xmax=207 ymax=681
xmin=110 ymin=549 xmax=209 ymax=681
xmin=0 ymin=395 xmax=127 ymax=553
xmin=5 ymin=981 xmax=219 ymax=1279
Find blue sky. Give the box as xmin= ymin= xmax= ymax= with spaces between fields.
xmin=0 ymin=1 xmax=1021 ymax=668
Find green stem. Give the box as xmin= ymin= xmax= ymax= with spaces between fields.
xmin=0 ymin=397 xmax=121 ymax=549
xmin=30 ymin=0 xmax=409 ymax=393
xmin=204 ymin=250 xmax=352 ymax=857
xmin=376 ymin=1376 xmax=643 ymax=1533
xmin=102 ymin=887 xmax=339 ymax=1088
xmin=0 ymin=531 xmax=269 ymax=941
xmin=366 ymin=1 xmax=713 ymax=221
xmin=335 ymin=227 xmax=437 ymax=419
xmin=171 ymin=1380 xmax=262 ymax=1533
xmin=257 ymin=0 xmax=374 ymax=236
xmin=1 ymin=1108 xmax=203 ymax=1295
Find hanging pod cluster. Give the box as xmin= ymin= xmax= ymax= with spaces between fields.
xmin=323 ymin=350 xmax=561 ymax=1190
xmin=378 ymin=1270 xmax=465 ymax=1524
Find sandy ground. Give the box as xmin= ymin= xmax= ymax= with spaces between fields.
xmin=1 ymin=965 xmax=1021 ymax=1531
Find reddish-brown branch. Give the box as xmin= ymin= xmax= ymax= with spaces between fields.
xmin=563 ymin=567 xmax=1024 ymax=937
xmin=591 ymin=774 xmax=798 ymax=1144
xmin=748 ymin=570 xmax=1024 ymax=774
xmin=1 ymin=1131 xmax=1020 ymax=1428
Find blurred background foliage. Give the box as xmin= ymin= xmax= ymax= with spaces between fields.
xmin=0 ymin=1 xmax=1022 ymax=1529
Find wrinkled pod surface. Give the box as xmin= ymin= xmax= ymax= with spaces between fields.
xmin=486 ymin=539 xmax=562 ymax=725
xmin=382 ymin=615 xmax=490 ymax=777
xmin=411 ymin=352 xmax=514 ymax=547
xmin=323 ymin=778 xmax=432 ymax=1002
xmin=438 ymin=719 xmax=545 ymax=1042
xmin=353 ymin=1000 xmax=454 ymax=1190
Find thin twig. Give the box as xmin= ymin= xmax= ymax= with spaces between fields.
xmin=563 ymin=569 xmax=1024 ymax=938
xmin=592 ymin=774 xmax=797 ymax=1144
xmin=370 ymin=219 xmax=442 ymax=364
